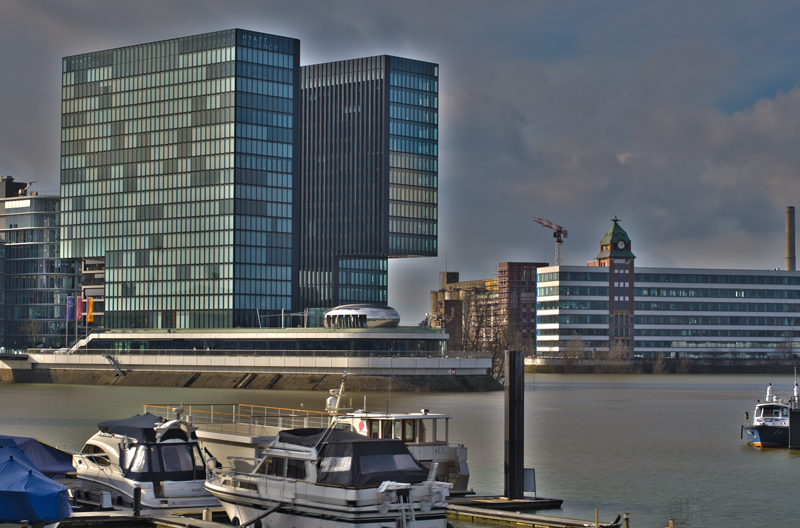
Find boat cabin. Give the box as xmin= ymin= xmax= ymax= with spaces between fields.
xmin=335 ymin=410 xmax=451 ymax=445
xmin=77 ymin=413 xmax=206 ymax=482
xmin=754 ymin=403 xmax=790 ymax=425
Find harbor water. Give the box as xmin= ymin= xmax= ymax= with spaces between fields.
xmin=1 ymin=373 xmax=798 ymax=527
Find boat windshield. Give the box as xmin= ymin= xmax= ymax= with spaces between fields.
xmin=122 ymin=443 xmax=205 ymax=481
xmin=757 ymin=406 xmax=787 ymax=418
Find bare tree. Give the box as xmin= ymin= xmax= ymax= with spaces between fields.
xmin=21 ymin=320 xmax=44 ymax=349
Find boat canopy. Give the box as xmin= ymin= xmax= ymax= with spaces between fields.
xmin=98 ymin=412 xmax=194 ymax=442
xmin=0 ymin=440 xmax=72 ymax=523
xmin=277 ymin=428 xmax=429 ymax=488
xmin=0 ymin=435 xmax=75 ymax=480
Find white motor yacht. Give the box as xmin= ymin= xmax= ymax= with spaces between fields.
xmin=205 ymin=427 xmax=451 ymax=528
xmin=72 ymin=412 xmax=218 ymax=509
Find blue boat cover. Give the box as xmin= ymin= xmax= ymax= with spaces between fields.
xmin=0 ymin=442 xmax=72 ymax=523
xmin=0 ymin=436 xmax=75 ymax=479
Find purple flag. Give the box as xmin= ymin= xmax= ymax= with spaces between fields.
xmin=66 ymin=296 xmax=75 ymax=321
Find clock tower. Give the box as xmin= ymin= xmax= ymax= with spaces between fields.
xmin=593 ymin=217 xmax=635 ymax=358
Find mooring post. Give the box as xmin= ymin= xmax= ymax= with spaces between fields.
xmin=132 ymin=485 xmax=141 ymax=517
xmin=623 ymin=512 xmax=630 ymax=528
xmin=789 ymin=408 xmax=800 ymax=449
xmin=504 ymin=350 xmax=524 ymax=499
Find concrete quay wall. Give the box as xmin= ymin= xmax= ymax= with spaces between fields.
xmin=0 ymin=354 xmax=500 ymax=392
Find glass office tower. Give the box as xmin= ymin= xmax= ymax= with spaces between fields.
xmin=299 ymin=56 xmax=438 ymax=308
xmin=60 ymin=29 xmax=299 ymax=329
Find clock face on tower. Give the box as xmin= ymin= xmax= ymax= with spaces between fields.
xmin=617 ymin=240 xmax=626 ymax=250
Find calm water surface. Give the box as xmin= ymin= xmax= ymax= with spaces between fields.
xmin=1 ymin=374 xmax=797 ymax=528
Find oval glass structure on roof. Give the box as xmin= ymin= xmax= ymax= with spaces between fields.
xmin=323 ymin=304 xmax=401 ymax=328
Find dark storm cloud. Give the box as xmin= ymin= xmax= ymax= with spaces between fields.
xmin=2 ymin=0 xmax=800 ymax=323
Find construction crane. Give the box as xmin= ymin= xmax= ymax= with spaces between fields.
xmin=534 ymin=213 xmax=568 ymax=266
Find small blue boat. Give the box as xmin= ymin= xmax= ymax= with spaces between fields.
xmin=742 ymin=382 xmax=799 ymax=448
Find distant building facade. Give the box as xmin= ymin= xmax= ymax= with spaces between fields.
xmin=1 ymin=176 xmax=80 ymax=348
xmin=430 ymin=262 xmax=547 ymax=351
xmin=536 ymin=219 xmax=800 ymax=358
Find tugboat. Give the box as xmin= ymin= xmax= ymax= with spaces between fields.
xmin=72 ymin=411 xmax=218 ymax=508
xmin=205 ymin=427 xmax=451 ymax=528
xmin=742 ymin=382 xmax=799 ymax=448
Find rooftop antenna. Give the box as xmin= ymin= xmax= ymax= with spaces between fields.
xmin=19 ymin=181 xmax=36 ymax=196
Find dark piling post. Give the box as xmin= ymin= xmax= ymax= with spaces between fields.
xmin=789 ymin=409 xmax=800 ymax=449
xmin=504 ymin=350 xmax=524 ymax=499
xmin=132 ymin=485 xmax=141 ymax=516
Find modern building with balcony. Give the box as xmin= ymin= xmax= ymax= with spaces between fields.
xmin=1 ymin=176 xmax=80 ymax=348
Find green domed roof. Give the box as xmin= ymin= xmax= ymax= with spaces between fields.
xmin=595 ymin=216 xmax=636 ymax=260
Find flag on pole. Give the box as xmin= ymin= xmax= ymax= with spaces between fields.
xmin=66 ymin=297 xmax=75 ymax=321
xmin=87 ymin=298 xmax=94 ymax=323
xmin=76 ymin=297 xmax=83 ymax=320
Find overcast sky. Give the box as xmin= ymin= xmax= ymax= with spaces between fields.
xmin=2 ymin=1 xmax=800 ymax=324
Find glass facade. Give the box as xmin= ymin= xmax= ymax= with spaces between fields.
xmin=298 ymin=55 xmax=438 ymax=309
xmin=388 ymin=57 xmax=438 ymax=258
xmin=60 ymin=29 xmax=300 ymax=329
xmin=1 ymin=195 xmax=80 ymax=348
xmin=536 ymin=266 xmax=800 ymax=357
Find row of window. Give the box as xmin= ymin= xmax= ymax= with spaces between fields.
xmin=339 ymin=270 xmax=387 ymax=287
xmin=538 ymin=270 xmax=800 ymax=286
xmin=339 ymin=287 xmax=388 ymax=304
xmin=63 ymin=78 xmax=235 ymax=115
xmin=104 ymin=310 xmax=232 ymax=331
xmin=107 ymin=294 xmax=234 ymax=312
xmin=388 ymin=234 xmax=437 ymax=256
xmin=234 ymin=294 xmax=291 ymax=311
xmin=538 ymin=285 xmax=800 ymax=299
xmin=62 ymin=145 xmax=235 ymax=172
xmin=390 ymin=119 xmax=437 ymax=140
xmin=0 ymin=213 xmax=59 ymax=229
xmin=389 ymin=71 xmax=437 ymax=93
xmin=235 ymin=246 xmax=292 ymax=266
xmin=389 ymin=185 xmax=437 ymax=205
xmin=390 ymin=87 xmax=437 ymax=109
xmin=389 ymin=202 xmax=437 ymax=220
xmin=5 ymin=244 xmax=61 ymax=260
xmin=390 ymin=103 xmax=437 ymax=125
xmin=390 ymin=136 xmax=437 ymax=156
xmin=62 ymin=105 xmax=235 ymax=142
xmin=3 ymin=260 xmax=76 ymax=275
xmin=2 ymin=229 xmax=59 ymax=244
xmin=390 ymin=218 xmax=437 ymax=236
xmin=390 ymin=151 xmax=437 ymax=172
xmin=389 ymin=168 xmax=437 ymax=189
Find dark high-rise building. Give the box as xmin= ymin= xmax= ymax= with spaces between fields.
xmin=59 ymin=29 xmax=300 ymax=329
xmin=298 ymin=56 xmax=438 ymax=308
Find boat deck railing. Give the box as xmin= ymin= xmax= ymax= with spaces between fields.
xmin=144 ymin=403 xmax=342 ymax=437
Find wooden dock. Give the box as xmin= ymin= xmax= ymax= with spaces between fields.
xmin=61 ymin=503 xmax=621 ymax=528
xmin=446 ymin=504 xmax=621 ymax=528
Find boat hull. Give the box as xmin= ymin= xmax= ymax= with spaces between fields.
xmin=743 ymin=425 xmax=789 ymax=448
xmin=73 ymin=473 xmax=218 ymax=509
xmin=216 ymin=497 xmax=447 ymax=528
xmin=207 ymin=480 xmax=447 ymax=528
